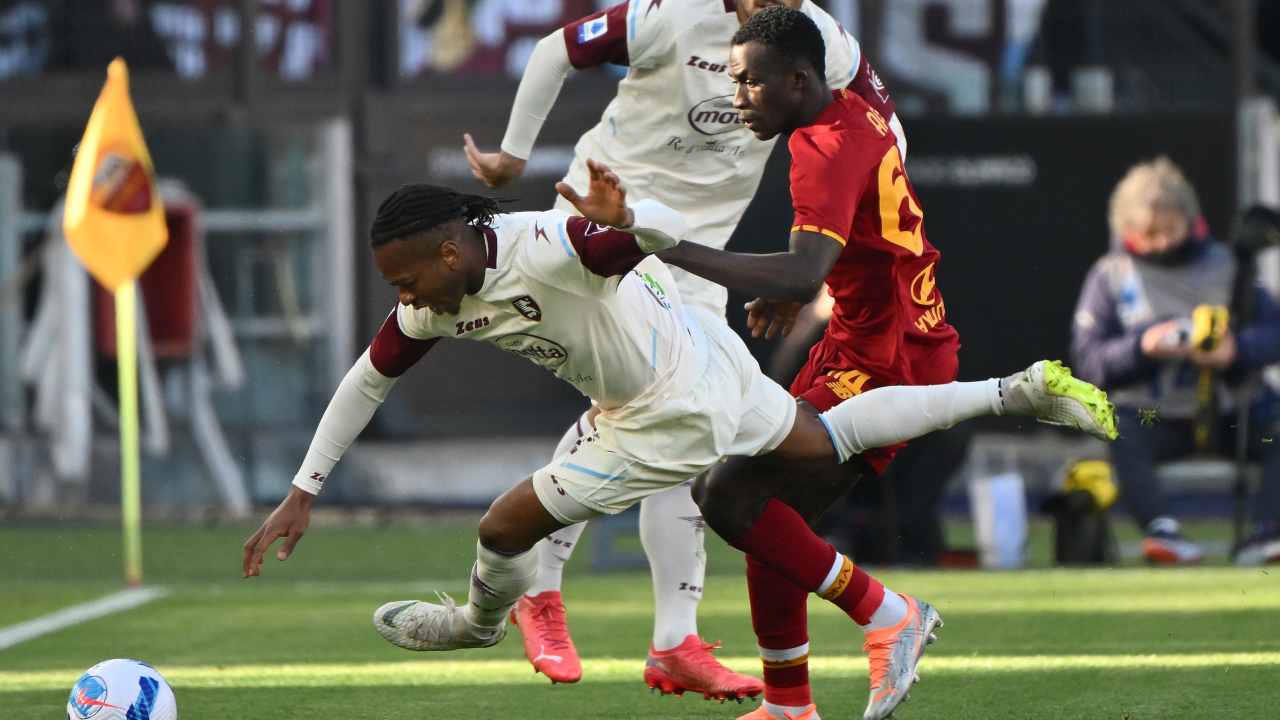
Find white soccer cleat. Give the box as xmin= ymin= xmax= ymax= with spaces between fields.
xmin=373 ymin=593 xmax=506 ymax=651
xmin=1001 ymin=360 xmax=1118 ymax=441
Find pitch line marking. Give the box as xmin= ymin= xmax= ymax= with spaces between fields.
xmin=0 ymin=586 xmax=169 ymax=651
xmin=5 ymin=652 xmax=1280 ymax=691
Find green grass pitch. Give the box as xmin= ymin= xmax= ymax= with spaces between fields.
xmin=2 ymin=519 xmax=1277 ymax=718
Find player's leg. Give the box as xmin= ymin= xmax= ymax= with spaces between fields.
xmin=512 ymin=411 xmax=592 ymax=683
xmin=529 ymin=412 xmax=593 ymax=595
xmin=639 ymin=480 xmax=704 ymax=651
xmin=734 ymin=461 xmax=868 ymax=720
xmin=374 ymin=478 xmax=568 ymax=652
xmin=705 ymin=361 xmax=1116 ymax=720
xmin=1109 ymin=408 xmax=1203 ymax=564
xmin=639 ymin=478 xmax=765 ymax=701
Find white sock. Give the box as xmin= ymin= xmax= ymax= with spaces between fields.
xmin=526 ymin=413 xmax=591 ymax=597
xmin=639 ymin=480 xmax=705 ymax=650
xmin=466 ymin=540 xmax=538 ymax=630
xmin=528 ymin=522 xmax=585 ymax=595
xmin=819 ymin=379 xmax=1001 ymax=463
xmin=860 ymin=590 xmax=908 ymax=632
xmin=763 ymin=702 xmax=818 ymax=719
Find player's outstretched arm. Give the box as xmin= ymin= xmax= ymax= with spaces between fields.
xmin=462 ymin=27 xmax=571 ymax=187
xmin=242 ymin=314 xmax=436 ymax=577
xmin=463 ymin=134 xmax=527 ymax=189
xmin=555 ymin=159 xmax=686 ymax=257
xmin=658 ymin=229 xmax=844 ymax=304
xmin=555 ymin=158 xmax=631 ymax=228
xmin=242 ymin=486 xmax=312 ymax=577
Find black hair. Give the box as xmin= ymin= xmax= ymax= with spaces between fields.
xmin=370 ymin=184 xmax=503 ymax=247
xmin=731 ymin=5 xmax=826 ymax=81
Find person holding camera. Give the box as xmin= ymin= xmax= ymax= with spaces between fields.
xmin=1071 ymin=157 xmax=1280 ymax=565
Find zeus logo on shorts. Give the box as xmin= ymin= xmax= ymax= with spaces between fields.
xmin=578 ymin=16 xmax=608 ymax=43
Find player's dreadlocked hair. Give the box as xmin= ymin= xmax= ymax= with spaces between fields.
xmin=370 ymin=184 xmax=503 ymax=247
xmin=731 ymin=5 xmax=825 ymax=81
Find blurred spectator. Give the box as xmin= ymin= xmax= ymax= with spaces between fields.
xmin=400 ymin=0 xmax=599 ymax=79
xmin=48 ymin=0 xmax=171 ymax=72
xmin=0 ymin=1 xmax=332 ymax=81
xmin=0 ymin=0 xmax=52 ymax=78
xmin=1070 ymin=157 xmax=1280 ymax=566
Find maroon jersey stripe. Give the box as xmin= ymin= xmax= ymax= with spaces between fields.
xmin=369 ymin=309 xmax=438 ymax=377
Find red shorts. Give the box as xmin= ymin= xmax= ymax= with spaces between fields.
xmin=789 ymin=336 xmax=960 ymax=474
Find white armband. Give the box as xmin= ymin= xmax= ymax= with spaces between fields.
xmin=500 ymin=29 xmax=574 ymax=161
xmin=291 ymin=349 xmax=398 ymax=495
xmin=623 ymin=199 xmax=687 ymax=254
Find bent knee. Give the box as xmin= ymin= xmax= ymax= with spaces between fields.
xmin=477 ymin=506 xmax=516 ymax=551
xmin=691 ymin=472 xmax=713 ymax=509
xmin=696 ymin=462 xmax=764 ymax=542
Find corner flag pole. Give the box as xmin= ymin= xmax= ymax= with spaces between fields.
xmin=117 ymin=281 xmax=143 ymax=586
xmin=62 ymin=58 xmax=168 ymax=587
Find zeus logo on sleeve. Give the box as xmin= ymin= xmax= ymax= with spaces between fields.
xmin=578 ymin=16 xmax=608 ymax=43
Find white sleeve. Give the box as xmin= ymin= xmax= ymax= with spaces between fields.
xmin=626 ymin=199 xmax=687 ymax=254
xmin=500 ymin=29 xmax=575 ymax=161
xmin=802 ymin=0 xmax=858 ymax=89
xmin=625 ymin=0 xmax=677 ymax=69
xmin=291 ymin=349 xmax=397 ymax=495
xmin=518 ymin=206 xmax=684 ymax=293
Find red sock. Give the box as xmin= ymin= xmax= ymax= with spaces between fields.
xmin=736 ymin=499 xmax=885 ymax=625
xmin=747 ymin=555 xmax=811 ymax=707
xmin=733 ymin=499 xmax=839 ymax=588
xmin=818 ymin=553 xmax=886 ymax=625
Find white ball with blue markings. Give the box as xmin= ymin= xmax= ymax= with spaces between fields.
xmin=66 ymin=658 xmax=176 ymax=720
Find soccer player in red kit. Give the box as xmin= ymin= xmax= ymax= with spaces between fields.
xmin=655 ymin=7 xmax=963 ymax=720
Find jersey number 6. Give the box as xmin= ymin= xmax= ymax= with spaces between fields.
xmin=876 ymin=146 xmax=924 ymax=256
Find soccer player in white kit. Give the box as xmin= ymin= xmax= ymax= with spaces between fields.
xmin=242 ymin=164 xmax=1117 ymax=718
xmin=462 ymin=0 xmax=906 ymax=695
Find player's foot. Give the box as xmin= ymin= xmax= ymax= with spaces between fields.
xmin=861 ymin=594 xmax=941 ymax=720
xmin=737 ymin=702 xmax=820 ymax=719
xmin=1143 ymin=517 xmax=1204 ymax=565
xmin=644 ymin=634 xmax=764 ymax=701
xmin=373 ymin=593 xmax=506 ymax=651
xmin=1001 ymin=360 xmax=1118 ymax=440
xmin=1234 ymin=524 xmax=1280 ymax=566
xmin=510 ymin=591 xmax=582 ymax=683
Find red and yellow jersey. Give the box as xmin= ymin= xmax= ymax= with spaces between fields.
xmin=788 ymin=89 xmax=958 ymax=386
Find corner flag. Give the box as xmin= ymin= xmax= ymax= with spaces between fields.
xmin=64 ymin=57 xmax=167 ymax=288
xmin=63 ymin=58 xmax=167 ymax=587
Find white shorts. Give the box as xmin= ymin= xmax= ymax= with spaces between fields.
xmin=531 ymin=309 xmax=797 ymax=524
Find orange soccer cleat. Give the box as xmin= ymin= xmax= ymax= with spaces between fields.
xmin=510 ymin=591 xmax=582 ymax=684
xmin=861 ymin=594 xmax=942 ymax=720
xmin=644 ymin=634 xmax=764 ymax=701
xmin=736 ymin=702 xmax=820 ymax=720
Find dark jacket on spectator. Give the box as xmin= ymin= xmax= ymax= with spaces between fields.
xmin=1070 ymin=237 xmax=1280 ymax=417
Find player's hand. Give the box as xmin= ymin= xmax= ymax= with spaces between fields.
xmin=462 ymin=133 xmax=526 ymax=188
xmin=1140 ymin=320 xmax=1190 ymax=360
xmin=1189 ymin=330 xmax=1237 ymax=369
xmin=745 ymin=297 xmax=803 ymax=339
xmin=242 ymin=486 xmax=314 ymax=578
xmin=556 ymin=158 xmax=633 ymax=228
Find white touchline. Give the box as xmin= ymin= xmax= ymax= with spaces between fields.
xmin=0 ymin=587 xmax=169 ymax=651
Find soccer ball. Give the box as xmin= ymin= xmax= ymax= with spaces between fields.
xmin=66 ymin=658 xmax=177 ymax=720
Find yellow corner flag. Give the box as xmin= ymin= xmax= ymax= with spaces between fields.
xmin=64 ymin=58 xmax=167 ymax=588
xmin=64 ymin=57 xmax=167 ymax=288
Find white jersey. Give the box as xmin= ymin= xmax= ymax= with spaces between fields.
xmin=291 ymin=203 xmax=796 ymax=500
xmin=556 ymin=0 xmax=869 ymax=316
xmin=395 ymin=209 xmax=700 ymax=412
